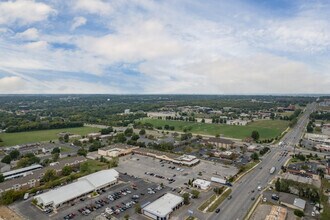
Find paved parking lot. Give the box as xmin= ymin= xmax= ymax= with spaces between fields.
xmin=116 ymin=154 xmax=238 ymax=189
xmin=11 ymin=175 xmax=172 ymax=220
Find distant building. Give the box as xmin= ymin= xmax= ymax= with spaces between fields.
xmin=147 ymin=111 xmax=176 ymax=119
xmin=0 ymin=156 xmax=86 ymax=194
xmin=132 ymin=148 xmax=200 ymax=166
xmin=124 ymin=109 xmax=130 ymax=114
xmin=322 ymin=124 xmax=330 ymax=136
xmin=87 ymin=133 xmax=101 ymax=138
xmin=283 ymin=104 xmax=296 ymax=111
xmin=247 ymin=145 xmax=258 ymax=152
xmin=2 ymin=164 xmax=43 ymax=180
xmin=98 ymin=144 xmax=139 ymax=158
xmin=226 ymin=119 xmax=249 ymax=126
xmin=218 ymin=151 xmax=234 ymax=159
xmin=204 ymin=138 xmax=234 ymax=149
xmin=142 ymin=193 xmax=184 ymax=220
xmin=287 ymin=162 xmax=321 ymax=178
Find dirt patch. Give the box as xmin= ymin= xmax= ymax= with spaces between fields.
xmin=0 ymin=206 xmax=22 ymax=220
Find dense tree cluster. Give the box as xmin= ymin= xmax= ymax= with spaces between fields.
xmin=6 ymin=121 xmax=83 ymax=133
xmin=275 ymin=178 xmax=319 ymax=202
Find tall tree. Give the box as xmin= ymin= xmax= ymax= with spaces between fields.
xmin=251 ymin=130 xmax=260 ymax=141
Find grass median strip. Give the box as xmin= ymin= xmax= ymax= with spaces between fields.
xmin=207 ymin=188 xmax=232 ymax=212
xmin=198 ymin=194 xmax=217 ymax=211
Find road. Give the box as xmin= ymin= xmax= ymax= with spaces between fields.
xmin=208 ymin=103 xmax=317 ymax=220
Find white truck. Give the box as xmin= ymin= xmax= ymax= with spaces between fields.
xmin=270 ymin=167 xmax=276 ymax=174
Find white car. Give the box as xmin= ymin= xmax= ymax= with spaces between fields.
xmin=126 ymin=190 xmax=131 ymax=194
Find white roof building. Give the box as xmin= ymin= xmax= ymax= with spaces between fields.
xmin=79 ymin=169 xmax=119 ymax=189
xmin=293 ymin=198 xmax=306 ymax=210
xmin=193 ymin=179 xmax=211 ymax=190
xmin=34 ymin=169 xmax=119 ymax=209
xmin=175 ymin=154 xmax=200 ymax=166
xmin=142 ymin=193 xmax=183 ymax=220
xmin=35 ymin=180 xmax=94 ymax=207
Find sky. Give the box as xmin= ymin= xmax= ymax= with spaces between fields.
xmin=0 ymin=0 xmax=329 ymax=94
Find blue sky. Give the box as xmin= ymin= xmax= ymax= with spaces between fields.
xmin=0 ymin=0 xmax=329 ymax=94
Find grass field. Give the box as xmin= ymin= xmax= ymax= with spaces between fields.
xmin=0 ymin=126 xmax=100 ymax=147
xmin=140 ymin=118 xmax=289 ymax=140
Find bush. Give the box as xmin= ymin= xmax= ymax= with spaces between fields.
xmin=294 ymin=209 xmax=305 ymax=217
xmin=0 ymin=190 xmax=24 ymax=205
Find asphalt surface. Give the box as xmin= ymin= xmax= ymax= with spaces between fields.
xmin=208 ymin=103 xmax=316 ymax=220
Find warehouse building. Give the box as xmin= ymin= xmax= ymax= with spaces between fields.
xmin=142 ymin=193 xmax=184 ymax=220
xmin=34 ymin=169 xmax=119 ymax=210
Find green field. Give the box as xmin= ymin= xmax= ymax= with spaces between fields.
xmin=140 ymin=118 xmax=289 ymax=140
xmin=0 ymin=127 xmax=100 ymax=147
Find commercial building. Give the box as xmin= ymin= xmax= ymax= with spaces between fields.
xmin=132 ymin=148 xmax=200 ymax=166
xmin=304 ymin=133 xmax=330 ymax=145
xmin=287 ymin=162 xmax=321 ymax=178
xmin=98 ymin=144 xmax=139 ymax=158
xmin=142 ymin=193 xmax=184 ymax=220
xmin=34 ymin=169 xmax=119 ymax=210
xmin=193 ymin=179 xmax=211 ymax=190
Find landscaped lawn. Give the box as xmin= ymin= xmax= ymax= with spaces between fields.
xmin=207 ymin=188 xmax=232 ymax=212
xmin=198 ymin=194 xmax=217 ymax=211
xmin=0 ymin=126 xmax=100 ymax=147
xmin=140 ymin=118 xmax=289 ymax=140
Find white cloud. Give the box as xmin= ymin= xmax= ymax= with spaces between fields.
xmin=24 ymin=41 xmax=48 ymax=50
xmin=73 ymin=0 xmax=113 ymax=15
xmin=15 ymin=28 xmax=39 ymax=40
xmin=77 ymin=19 xmax=182 ymax=63
xmin=0 ymin=0 xmax=56 ymax=25
xmin=0 ymin=76 xmax=25 ymax=92
xmin=71 ymin=16 xmax=87 ymax=31
xmin=0 ymin=0 xmax=329 ymax=94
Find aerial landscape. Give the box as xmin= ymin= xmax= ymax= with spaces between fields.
xmin=0 ymin=1 xmax=330 ymax=220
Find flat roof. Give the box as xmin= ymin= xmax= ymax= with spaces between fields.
xmin=35 ymin=180 xmax=94 ymax=206
xmin=79 ymin=169 xmax=119 ymax=189
xmin=35 ymin=169 xmax=119 ymax=207
xmin=193 ymin=179 xmax=211 ymax=187
xmin=143 ymin=193 xmax=183 ymax=218
xmin=293 ymin=198 xmax=306 ymax=210
xmin=2 ymin=164 xmax=43 ymax=177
